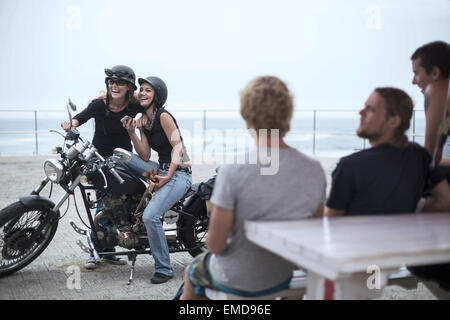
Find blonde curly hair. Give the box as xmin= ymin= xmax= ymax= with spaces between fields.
xmin=240 ymin=76 xmax=294 ymax=138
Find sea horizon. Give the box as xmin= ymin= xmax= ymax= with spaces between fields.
xmin=0 ymin=108 xmax=426 ymax=157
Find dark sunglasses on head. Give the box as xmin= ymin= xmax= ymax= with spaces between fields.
xmin=107 ymin=78 xmax=128 ymax=86
xmin=104 ymin=68 xmax=130 ymax=78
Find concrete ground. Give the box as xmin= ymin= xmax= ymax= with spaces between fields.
xmin=0 ymin=155 xmax=438 ymax=300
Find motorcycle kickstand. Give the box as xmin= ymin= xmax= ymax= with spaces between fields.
xmin=127 ymin=254 xmax=137 ymax=285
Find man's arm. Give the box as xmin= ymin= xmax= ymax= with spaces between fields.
xmin=424 ymin=83 xmax=448 ymax=162
xmin=422 ymin=180 xmax=450 ymax=212
xmin=314 ymin=203 xmax=324 ymax=218
xmin=324 ymin=157 xmax=353 ymax=218
xmin=205 ymin=205 xmax=234 ymax=254
xmin=440 ymin=157 xmax=450 ymax=166
xmin=324 ymin=206 xmax=345 ymax=217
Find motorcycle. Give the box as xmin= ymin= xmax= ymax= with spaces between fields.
xmin=0 ymin=98 xmax=214 ymax=284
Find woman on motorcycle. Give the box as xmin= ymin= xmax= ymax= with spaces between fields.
xmin=61 ymin=65 xmax=142 ymax=269
xmin=61 ymin=65 xmax=141 ymax=158
xmin=121 ymin=76 xmax=192 ymax=284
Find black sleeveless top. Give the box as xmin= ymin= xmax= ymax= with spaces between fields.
xmin=142 ymin=108 xmax=189 ymax=164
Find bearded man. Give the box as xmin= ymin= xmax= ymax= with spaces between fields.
xmin=324 ymin=87 xmax=450 ymax=217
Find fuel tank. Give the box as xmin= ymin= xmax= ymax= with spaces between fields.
xmin=88 ymin=167 xmax=146 ymax=195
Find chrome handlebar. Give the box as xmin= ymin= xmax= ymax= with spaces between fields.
xmin=52 ymin=131 xmax=125 ymax=187
xmin=93 ymin=150 xmax=125 ymax=186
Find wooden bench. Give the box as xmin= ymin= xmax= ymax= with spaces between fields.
xmin=205 ymin=267 xmax=418 ymax=300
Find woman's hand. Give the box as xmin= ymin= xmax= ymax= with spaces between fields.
xmin=61 ymin=121 xmax=71 ymax=132
xmin=123 ymin=118 xmax=137 ymax=133
xmin=136 ymin=116 xmax=146 ymax=129
xmin=138 ymin=113 xmax=148 ymax=128
xmin=153 ymin=173 xmax=171 ymax=188
xmin=60 ymin=119 xmax=79 ymax=132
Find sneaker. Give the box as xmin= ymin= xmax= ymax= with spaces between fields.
xmin=151 ymin=272 xmax=174 ymax=284
xmin=85 ymin=255 xmax=98 ymax=270
xmin=101 ymin=255 xmax=127 ymax=265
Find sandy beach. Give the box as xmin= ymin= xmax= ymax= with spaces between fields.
xmin=0 ymin=155 xmax=437 ymax=300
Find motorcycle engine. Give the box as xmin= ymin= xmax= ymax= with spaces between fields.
xmin=103 ymin=196 xmax=134 ymax=228
xmin=95 ymin=195 xmax=148 ymax=250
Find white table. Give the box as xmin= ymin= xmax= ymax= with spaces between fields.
xmin=245 ymin=213 xmax=450 ymax=299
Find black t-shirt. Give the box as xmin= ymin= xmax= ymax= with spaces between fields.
xmin=326 ymin=142 xmax=444 ymax=216
xmin=142 ymin=108 xmax=189 ymax=165
xmin=73 ymin=98 xmax=141 ymax=157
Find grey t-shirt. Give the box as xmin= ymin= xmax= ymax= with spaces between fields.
xmin=209 ymin=147 xmax=327 ymax=292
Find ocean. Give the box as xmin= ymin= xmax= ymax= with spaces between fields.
xmin=0 ymin=109 xmax=426 ymax=158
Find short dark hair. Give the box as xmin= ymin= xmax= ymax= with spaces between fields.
xmin=411 ymin=41 xmax=450 ymax=79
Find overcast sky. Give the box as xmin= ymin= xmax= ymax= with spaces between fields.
xmin=0 ymin=0 xmax=449 ymax=111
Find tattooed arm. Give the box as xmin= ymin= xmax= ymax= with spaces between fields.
xmin=424 ymin=82 xmax=448 ymax=163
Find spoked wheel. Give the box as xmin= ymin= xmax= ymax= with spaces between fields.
xmin=178 ymin=196 xmax=209 ymax=257
xmin=0 ymin=201 xmax=59 ymax=277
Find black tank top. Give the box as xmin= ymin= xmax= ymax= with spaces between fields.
xmin=142 ymin=108 xmax=189 ymax=164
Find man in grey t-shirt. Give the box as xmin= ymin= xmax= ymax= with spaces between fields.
xmin=179 ymin=76 xmax=326 ymax=299
xmin=209 ymin=147 xmax=326 ymax=292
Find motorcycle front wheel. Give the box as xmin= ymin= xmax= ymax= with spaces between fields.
xmin=0 ymin=201 xmax=59 ymax=277
xmin=178 ymin=196 xmax=209 ymax=257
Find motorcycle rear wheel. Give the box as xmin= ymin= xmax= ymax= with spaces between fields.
xmin=0 ymin=201 xmax=59 ymax=277
xmin=178 ymin=196 xmax=209 ymax=257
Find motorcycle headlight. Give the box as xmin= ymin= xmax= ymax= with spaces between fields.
xmin=44 ymin=159 xmax=64 ymax=183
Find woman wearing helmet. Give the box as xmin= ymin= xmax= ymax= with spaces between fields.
xmin=121 ymin=76 xmax=192 ymax=284
xmin=61 ymin=65 xmax=143 ymax=269
xmin=61 ymin=65 xmax=142 ymax=157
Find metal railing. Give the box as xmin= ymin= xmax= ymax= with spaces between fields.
xmin=0 ymin=109 xmax=425 ymax=156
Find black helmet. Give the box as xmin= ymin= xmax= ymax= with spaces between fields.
xmin=105 ymin=65 xmax=137 ymax=90
xmin=138 ymin=76 xmax=168 ymax=108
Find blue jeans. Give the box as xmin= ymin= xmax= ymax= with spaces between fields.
xmin=118 ymin=153 xmax=192 ymax=276
xmin=92 ymin=190 xmax=115 ymax=254
xmin=88 ymin=156 xmax=115 ymax=256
